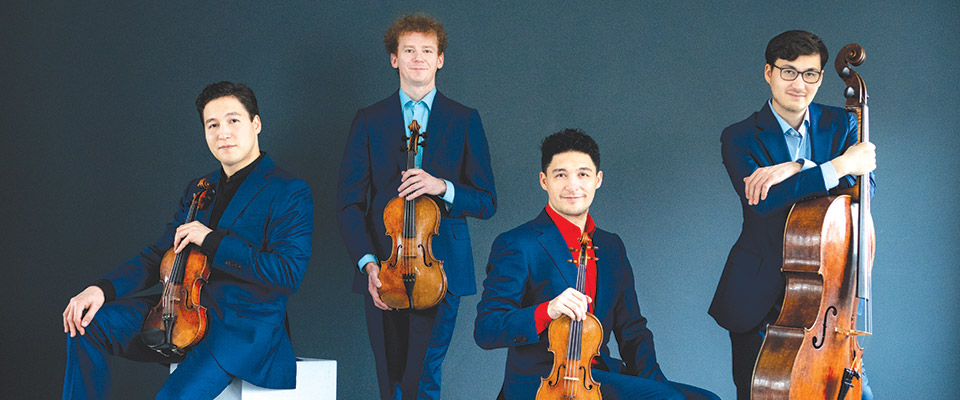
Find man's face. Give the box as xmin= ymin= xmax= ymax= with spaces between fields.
xmin=540 ymin=151 xmax=603 ymax=221
xmin=391 ymin=31 xmax=444 ymax=90
xmin=203 ymin=96 xmax=261 ymax=174
xmin=765 ymin=53 xmax=823 ymax=116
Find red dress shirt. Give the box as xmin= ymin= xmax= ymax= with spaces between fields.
xmin=534 ymin=205 xmax=597 ymax=334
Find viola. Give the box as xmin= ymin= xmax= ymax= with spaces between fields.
xmin=378 ymin=120 xmax=447 ymax=310
xmin=537 ymin=232 xmax=602 ymax=400
xmin=751 ymin=43 xmax=874 ymax=400
xmin=141 ymin=178 xmax=215 ymax=356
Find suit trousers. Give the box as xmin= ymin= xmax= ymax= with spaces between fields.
xmin=62 ymin=296 xmax=232 ymax=400
xmin=593 ymin=369 xmax=720 ymax=400
xmin=729 ymin=305 xmax=873 ymax=400
xmin=364 ymin=292 xmax=460 ymax=400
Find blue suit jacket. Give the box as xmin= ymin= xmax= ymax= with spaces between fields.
xmin=709 ymin=102 xmax=875 ymax=333
xmin=337 ymin=90 xmax=496 ymax=296
xmin=100 ymin=155 xmax=313 ymax=388
xmin=475 ymin=210 xmax=666 ymax=400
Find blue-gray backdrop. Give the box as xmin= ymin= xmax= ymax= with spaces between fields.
xmin=2 ymin=1 xmax=957 ymax=399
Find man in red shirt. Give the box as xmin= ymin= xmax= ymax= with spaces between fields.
xmin=475 ymin=129 xmax=717 ymax=399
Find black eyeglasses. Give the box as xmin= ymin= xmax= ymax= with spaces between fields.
xmin=772 ymin=65 xmax=822 ymax=84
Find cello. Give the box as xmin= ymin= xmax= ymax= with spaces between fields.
xmin=378 ymin=120 xmax=447 ymax=310
xmin=751 ymin=43 xmax=874 ymax=399
xmin=141 ymin=178 xmax=216 ymax=356
xmin=536 ymin=232 xmax=602 ymax=400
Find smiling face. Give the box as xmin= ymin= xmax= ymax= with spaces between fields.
xmin=390 ymin=31 xmax=444 ymax=95
xmin=765 ymin=53 xmax=823 ymax=122
xmin=202 ymin=96 xmax=261 ymax=176
xmin=540 ymin=151 xmax=603 ymax=223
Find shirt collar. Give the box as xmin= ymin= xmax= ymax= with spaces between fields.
xmin=768 ymin=99 xmax=810 ymax=137
xmin=399 ymin=87 xmax=437 ymax=112
xmin=545 ymin=205 xmax=596 ymax=250
xmin=220 ymin=152 xmax=264 ymax=184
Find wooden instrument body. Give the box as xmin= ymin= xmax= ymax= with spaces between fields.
xmin=537 ymin=313 xmax=603 ymax=400
xmin=751 ymin=195 xmax=874 ymax=400
xmin=379 ymin=194 xmax=447 ymax=310
xmin=142 ymin=248 xmax=211 ymax=351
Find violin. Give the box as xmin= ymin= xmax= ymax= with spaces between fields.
xmin=378 ymin=120 xmax=447 ymax=310
xmin=751 ymin=43 xmax=874 ymax=399
xmin=537 ymin=232 xmax=602 ymax=400
xmin=141 ymin=178 xmax=215 ymax=356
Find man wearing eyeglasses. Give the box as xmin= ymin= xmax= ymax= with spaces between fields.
xmin=708 ymin=30 xmax=876 ymax=400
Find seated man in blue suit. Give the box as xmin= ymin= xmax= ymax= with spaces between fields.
xmin=475 ymin=129 xmax=717 ymax=400
xmin=61 ymin=81 xmax=314 ymax=399
xmin=708 ymin=30 xmax=877 ymax=400
xmin=336 ymin=14 xmax=496 ymax=400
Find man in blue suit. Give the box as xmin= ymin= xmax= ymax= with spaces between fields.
xmin=708 ymin=30 xmax=877 ymax=400
xmin=336 ymin=14 xmax=496 ymax=400
xmin=476 ymin=129 xmax=717 ymax=400
xmin=61 ymin=81 xmax=314 ymax=399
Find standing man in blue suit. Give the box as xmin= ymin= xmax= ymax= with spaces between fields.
xmin=336 ymin=14 xmax=496 ymax=400
xmin=708 ymin=30 xmax=877 ymax=400
xmin=61 ymin=81 xmax=314 ymax=399
xmin=476 ymin=129 xmax=717 ymax=400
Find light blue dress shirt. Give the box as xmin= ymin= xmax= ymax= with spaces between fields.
xmin=768 ymin=100 xmax=840 ymax=190
xmin=357 ymin=88 xmax=456 ymax=271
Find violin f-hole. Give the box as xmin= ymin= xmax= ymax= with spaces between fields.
xmin=418 ymin=244 xmax=433 ymax=266
xmin=813 ymin=306 xmax=838 ymax=349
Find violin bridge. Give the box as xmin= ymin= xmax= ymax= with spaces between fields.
xmin=562 ymin=376 xmax=580 ymax=382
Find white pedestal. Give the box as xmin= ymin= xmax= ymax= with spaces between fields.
xmin=170 ymin=357 xmax=336 ymax=399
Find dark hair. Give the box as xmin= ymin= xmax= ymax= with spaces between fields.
xmin=540 ymin=129 xmax=600 ymax=173
xmin=195 ymin=81 xmax=259 ymax=123
xmin=765 ymin=30 xmax=829 ymax=69
xmin=384 ymin=14 xmax=448 ymax=55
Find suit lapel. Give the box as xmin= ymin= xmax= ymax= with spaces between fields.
xmin=217 ymin=156 xmax=273 ymax=230
xmin=534 ymin=211 xmax=577 ymax=289
xmin=591 ymin=233 xmax=614 ymax=323
xmin=381 ymin=92 xmax=407 ymax=172
xmin=808 ymin=104 xmax=831 ymax=162
xmin=755 ymin=102 xmax=791 ymax=164
xmin=422 ymin=91 xmax=451 ymax=170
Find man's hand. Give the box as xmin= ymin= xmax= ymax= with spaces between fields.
xmin=364 ymin=262 xmax=390 ymax=310
xmin=743 ymin=161 xmax=802 ymax=205
xmin=832 ymin=142 xmax=877 ymax=178
xmin=173 ymin=221 xmax=212 ymax=254
xmin=398 ymin=169 xmax=446 ymax=200
xmin=63 ymin=286 xmax=105 ymax=337
xmin=547 ymin=288 xmax=592 ymax=321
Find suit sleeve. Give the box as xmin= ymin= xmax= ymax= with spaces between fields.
xmin=474 ymin=232 xmax=540 ymax=350
xmin=721 ymin=132 xmax=827 ymax=217
xmin=610 ymin=235 xmax=666 ymax=381
xmin=210 ymin=179 xmax=314 ymax=296
xmin=100 ymin=181 xmax=193 ymax=299
xmin=447 ymin=109 xmax=496 ymax=220
xmin=336 ymin=109 xmax=379 ymax=264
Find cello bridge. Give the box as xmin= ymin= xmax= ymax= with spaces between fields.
xmin=835 ymin=327 xmax=872 ymax=337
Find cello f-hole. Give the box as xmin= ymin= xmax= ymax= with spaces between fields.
xmin=813 ymin=306 xmax=838 ymax=349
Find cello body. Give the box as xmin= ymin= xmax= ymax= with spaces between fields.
xmin=751 ymin=196 xmax=873 ymax=399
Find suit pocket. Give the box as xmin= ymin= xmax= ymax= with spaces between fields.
xmin=451 ymin=221 xmax=469 ymax=240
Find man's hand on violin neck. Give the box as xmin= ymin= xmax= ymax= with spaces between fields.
xmin=548 ymin=288 xmax=592 ymax=321
xmin=63 ymin=286 xmax=104 ymax=337
xmin=365 ymin=262 xmax=390 ymax=310
xmin=173 ymin=221 xmax=212 ymax=254
xmin=398 ymin=169 xmax=446 ymax=200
